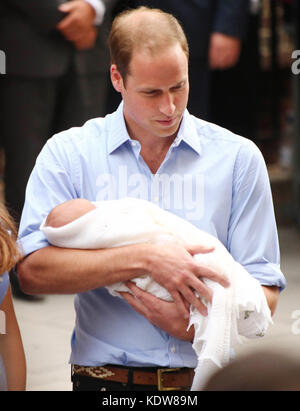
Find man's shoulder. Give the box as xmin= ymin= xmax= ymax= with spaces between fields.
xmin=185 ymin=113 xmax=265 ymax=171
xmin=49 ymin=115 xmax=110 ymax=148
xmin=190 ymin=114 xmax=258 ymax=152
xmin=190 ymin=115 xmax=248 ymax=144
xmin=34 ymin=115 xmax=111 ymax=168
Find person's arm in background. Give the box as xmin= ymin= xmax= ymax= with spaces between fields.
xmin=57 ymin=0 xmax=106 ymax=50
xmin=0 ymin=286 xmax=26 ymax=391
xmin=209 ymin=0 xmax=250 ymax=69
xmin=57 ymin=0 xmax=118 ymax=50
xmin=2 ymin=0 xmax=108 ymax=50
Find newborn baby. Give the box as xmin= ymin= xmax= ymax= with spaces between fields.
xmin=41 ymin=197 xmax=272 ymax=390
xmin=44 ymin=199 xmax=97 ymax=228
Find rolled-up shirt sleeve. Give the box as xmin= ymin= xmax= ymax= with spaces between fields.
xmin=228 ymin=141 xmax=286 ymax=290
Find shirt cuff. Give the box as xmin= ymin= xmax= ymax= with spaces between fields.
xmin=85 ymin=0 xmax=105 ymax=25
xmin=244 ymin=262 xmax=287 ymax=292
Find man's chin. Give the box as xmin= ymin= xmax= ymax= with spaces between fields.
xmin=153 ymin=119 xmax=182 ymax=138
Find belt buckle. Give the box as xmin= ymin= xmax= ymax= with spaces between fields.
xmin=157 ymin=368 xmax=182 ymax=391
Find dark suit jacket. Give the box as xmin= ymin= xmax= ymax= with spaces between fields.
xmin=134 ymin=0 xmax=250 ymax=63
xmin=0 ymin=0 xmax=116 ymax=77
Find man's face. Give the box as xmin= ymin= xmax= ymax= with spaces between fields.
xmin=111 ymin=43 xmax=189 ymax=143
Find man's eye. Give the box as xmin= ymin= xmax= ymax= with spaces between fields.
xmin=172 ymin=85 xmax=183 ymax=92
xmin=144 ymin=91 xmax=158 ymax=96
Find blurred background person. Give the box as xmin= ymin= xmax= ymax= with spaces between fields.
xmin=203 ymin=349 xmax=300 ymax=390
xmin=0 ymin=0 xmax=117 ymax=299
xmin=0 ymin=203 xmax=25 ymax=390
xmin=106 ymin=0 xmax=250 ymax=120
xmin=210 ymin=0 xmax=261 ymax=143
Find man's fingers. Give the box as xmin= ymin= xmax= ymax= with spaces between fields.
xmin=185 ymin=244 xmax=230 ymax=287
xmin=186 ymin=244 xmax=215 ymax=255
xmin=74 ymin=28 xmax=98 ymax=50
xmin=195 ymin=260 xmax=230 ymax=288
xmin=125 ymin=281 xmax=146 ymax=298
xmin=58 ymin=2 xmax=75 ymax=14
xmin=181 ymin=282 xmax=210 ymax=316
xmin=57 ymin=1 xmax=95 ymax=34
xmin=126 ymin=281 xmax=189 ymax=319
xmin=57 ymin=13 xmax=75 ymax=32
xmin=209 ymin=33 xmax=241 ymax=70
xmin=125 ymin=281 xmax=158 ymax=307
xmin=120 ymin=289 xmax=149 ymax=318
xmin=171 ymin=291 xmax=190 ymax=318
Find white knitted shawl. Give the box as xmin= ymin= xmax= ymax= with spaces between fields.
xmin=41 ymin=197 xmax=272 ymax=390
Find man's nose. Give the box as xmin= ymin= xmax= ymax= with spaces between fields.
xmin=159 ymin=92 xmax=175 ymax=116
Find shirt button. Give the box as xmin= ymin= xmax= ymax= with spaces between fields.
xmin=171 ymin=345 xmax=176 ymax=353
xmin=131 ymin=141 xmax=137 ymax=146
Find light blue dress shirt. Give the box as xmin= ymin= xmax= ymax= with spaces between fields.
xmin=18 ymin=102 xmax=286 ymax=368
xmin=0 ymin=272 xmax=9 ymax=390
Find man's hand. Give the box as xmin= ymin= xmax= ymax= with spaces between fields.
xmin=73 ymin=27 xmax=98 ymax=50
xmin=57 ymin=1 xmax=96 ymax=46
xmin=145 ymin=243 xmax=230 ymax=318
xmin=121 ymin=281 xmax=195 ymax=341
xmin=209 ymin=33 xmax=241 ymax=70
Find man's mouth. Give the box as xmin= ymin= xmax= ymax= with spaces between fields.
xmin=156 ymin=117 xmax=177 ymax=127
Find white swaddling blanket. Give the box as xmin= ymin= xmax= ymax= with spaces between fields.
xmin=40 ymin=197 xmax=272 ymax=390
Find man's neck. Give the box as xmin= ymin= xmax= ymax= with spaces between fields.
xmin=140 ymin=143 xmax=172 ymax=174
xmin=125 ymin=122 xmax=178 ymax=174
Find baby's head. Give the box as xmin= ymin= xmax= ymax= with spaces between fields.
xmin=45 ymin=199 xmax=96 ymax=228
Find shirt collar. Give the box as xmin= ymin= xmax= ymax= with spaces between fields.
xmin=175 ymin=110 xmax=202 ymax=156
xmin=108 ymin=103 xmax=202 ymax=156
xmin=108 ymin=102 xmax=131 ymax=154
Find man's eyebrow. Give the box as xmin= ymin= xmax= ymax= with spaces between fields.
xmin=171 ymin=80 xmax=186 ymax=88
xmin=138 ymin=80 xmax=187 ymax=93
xmin=138 ymin=87 xmax=160 ymax=93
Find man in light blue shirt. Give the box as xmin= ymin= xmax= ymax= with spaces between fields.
xmin=17 ymin=7 xmax=285 ymax=391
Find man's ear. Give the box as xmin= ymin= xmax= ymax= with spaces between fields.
xmin=110 ymin=64 xmax=124 ymax=93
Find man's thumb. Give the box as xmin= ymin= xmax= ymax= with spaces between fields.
xmin=58 ymin=2 xmax=75 ymax=13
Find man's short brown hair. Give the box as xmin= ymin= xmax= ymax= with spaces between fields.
xmin=108 ymin=6 xmax=189 ymax=82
